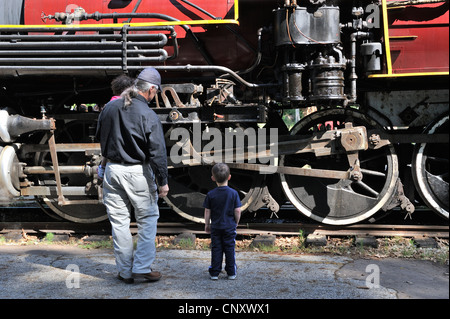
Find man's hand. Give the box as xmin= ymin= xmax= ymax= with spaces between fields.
xmin=158 ymin=184 xmax=169 ymax=198
xmin=97 ymin=164 xmax=105 ymax=179
xmin=96 ymin=164 xmax=105 ymax=186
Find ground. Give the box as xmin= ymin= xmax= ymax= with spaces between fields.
xmin=1 ymin=231 xmax=448 ymax=266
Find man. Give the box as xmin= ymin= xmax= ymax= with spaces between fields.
xmin=96 ymin=67 xmax=169 ymax=284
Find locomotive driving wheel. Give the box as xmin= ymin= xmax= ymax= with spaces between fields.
xmin=163 ymin=124 xmax=264 ymax=223
xmin=412 ymin=114 xmax=449 ymax=219
xmin=164 ymin=165 xmax=263 ymax=223
xmin=35 ymin=120 xmax=107 ymax=223
xmin=279 ymin=109 xmax=399 ymax=225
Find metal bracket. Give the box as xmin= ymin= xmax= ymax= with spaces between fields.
xmin=161 ymin=86 xmax=186 ymax=108
xmin=382 ymin=178 xmax=415 ymax=217
xmin=42 ymin=131 xmax=102 ymax=205
xmin=47 ymin=130 xmax=67 ymax=206
xmin=247 ymin=185 xmax=280 ymax=218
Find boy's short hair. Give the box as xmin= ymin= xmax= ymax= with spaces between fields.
xmin=111 ymin=74 xmax=134 ymax=96
xmin=212 ymin=163 xmax=230 ymax=184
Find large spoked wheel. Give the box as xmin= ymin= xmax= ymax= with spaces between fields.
xmin=164 ymin=166 xmax=263 ymax=223
xmin=163 ymin=124 xmax=264 ymax=223
xmin=35 ymin=120 xmax=107 ymax=223
xmin=280 ymin=108 xmax=399 ymax=225
xmin=412 ymin=114 xmax=449 ymax=219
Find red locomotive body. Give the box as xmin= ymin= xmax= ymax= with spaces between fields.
xmin=23 ymin=0 xmax=252 ymax=70
xmin=0 ymin=0 xmax=448 ymax=226
xmin=24 ymin=0 xmax=235 ymax=25
xmin=387 ymin=0 xmax=449 ymax=74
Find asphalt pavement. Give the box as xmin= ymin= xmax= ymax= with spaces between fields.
xmin=0 ymin=244 xmax=448 ymax=303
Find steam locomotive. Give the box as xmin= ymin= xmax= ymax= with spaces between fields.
xmin=0 ymin=0 xmax=448 ymax=225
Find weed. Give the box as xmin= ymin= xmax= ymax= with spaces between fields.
xmin=298 ymin=229 xmax=306 ymax=248
xmin=175 ymin=238 xmax=195 ymax=249
xmin=79 ymin=240 xmax=113 ymax=249
xmin=44 ymin=232 xmax=54 ymax=242
xmin=256 ymin=244 xmax=279 ymax=252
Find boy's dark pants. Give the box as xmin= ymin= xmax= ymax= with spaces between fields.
xmin=209 ymin=228 xmax=237 ymax=276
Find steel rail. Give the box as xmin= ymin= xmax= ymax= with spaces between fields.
xmin=0 ymin=221 xmax=448 ymax=238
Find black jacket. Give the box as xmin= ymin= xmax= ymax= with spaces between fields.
xmin=96 ymin=95 xmax=168 ymax=186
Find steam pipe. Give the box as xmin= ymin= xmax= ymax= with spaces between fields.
xmin=0 ymin=64 xmax=277 ymax=89
xmin=0 ymin=33 xmax=167 ymax=41
xmin=0 ymin=49 xmax=167 ymax=56
xmin=0 ymin=64 xmax=279 ymax=90
xmin=347 ymin=31 xmax=371 ymax=105
xmin=155 ymin=65 xmax=277 ymax=88
xmin=0 ymin=25 xmax=176 ymax=32
xmin=0 ymin=40 xmax=168 ymax=48
xmin=237 ymin=27 xmax=266 ymax=75
xmin=42 ymin=12 xmax=213 ymax=65
xmin=0 ymin=54 xmax=169 ymax=63
xmin=125 ymin=0 xmax=143 ymax=23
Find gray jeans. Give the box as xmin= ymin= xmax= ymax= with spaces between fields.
xmin=103 ymin=162 xmax=159 ymax=279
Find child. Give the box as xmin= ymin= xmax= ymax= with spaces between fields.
xmin=97 ymin=74 xmax=135 ymax=182
xmin=203 ymin=163 xmax=242 ymax=280
xmin=110 ymin=74 xmax=134 ymax=101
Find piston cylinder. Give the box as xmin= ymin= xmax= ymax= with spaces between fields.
xmin=281 ymin=63 xmax=305 ymax=104
xmin=309 ymin=55 xmax=346 ymax=101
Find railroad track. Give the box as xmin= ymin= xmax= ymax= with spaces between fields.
xmin=0 ymin=221 xmax=448 ymax=238
xmin=1 ymin=205 xmax=448 ymax=238
xmin=236 ymin=223 xmax=449 ymax=238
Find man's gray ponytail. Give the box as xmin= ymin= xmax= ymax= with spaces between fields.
xmin=120 ymin=86 xmax=139 ymax=108
xmin=120 ymin=79 xmax=153 ymax=108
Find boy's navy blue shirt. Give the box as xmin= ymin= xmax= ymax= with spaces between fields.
xmin=203 ymin=186 xmax=242 ymax=230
